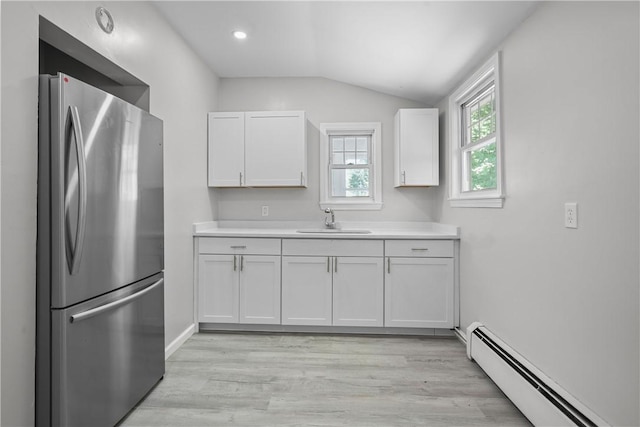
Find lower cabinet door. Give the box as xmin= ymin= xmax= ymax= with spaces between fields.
xmin=332 ymin=257 xmax=384 ymax=327
xmin=239 ymin=255 xmax=281 ymax=324
xmin=385 ymin=257 xmax=454 ymax=328
xmin=198 ymin=255 xmax=239 ymax=323
xmin=281 ymin=256 xmax=332 ymax=325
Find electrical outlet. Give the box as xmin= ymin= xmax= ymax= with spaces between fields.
xmin=565 ymin=203 xmax=578 ymax=228
xmin=261 ymin=205 xmax=269 ymax=217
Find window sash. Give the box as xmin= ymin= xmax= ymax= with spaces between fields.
xmin=461 ymin=82 xmax=496 ymax=149
xmin=329 ymin=134 xmax=372 ymax=199
xmin=461 ymin=137 xmax=497 ymax=193
xmin=329 ymin=135 xmax=371 ymax=167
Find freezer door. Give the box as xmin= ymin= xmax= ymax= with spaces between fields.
xmin=51 ymin=274 xmax=165 ymax=427
xmin=48 ymin=73 xmax=164 ymax=308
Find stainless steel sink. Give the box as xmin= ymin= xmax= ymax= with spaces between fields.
xmin=296 ymin=229 xmax=372 ymax=234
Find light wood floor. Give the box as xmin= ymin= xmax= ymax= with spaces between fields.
xmin=121 ymin=333 xmax=531 ymax=426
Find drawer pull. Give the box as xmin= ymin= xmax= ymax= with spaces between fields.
xmin=240 ymin=255 xmax=244 ymax=271
xmin=411 ymin=248 xmax=430 ymax=251
xmin=230 ymin=245 xmax=247 ymax=249
xmin=327 ymin=257 xmax=330 ymax=273
xmin=233 ymin=255 xmax=237 ymax=271
xmin=387 ymin=257 xmax=391 ymax=274
xmin=334 ymin=257 xmax=338 ymax=273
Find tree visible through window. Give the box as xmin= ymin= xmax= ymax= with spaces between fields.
xmin=462 ymin=83 xmax=497 ymax=192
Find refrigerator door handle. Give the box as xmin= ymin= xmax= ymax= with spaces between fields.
xmin=65 ymin=105 xmax=88 ymax=275
xmin=70 ymin=278 xmax=164 ymax=323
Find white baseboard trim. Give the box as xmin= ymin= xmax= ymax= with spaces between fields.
xmin=453 ymin=327 xmax=467 ymax=344
xmin=165 ymin=323 xmax=195 ymax=360
xmin=199 ymin=323 xmax=455 ymax=337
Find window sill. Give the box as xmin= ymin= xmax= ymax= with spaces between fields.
xmin=449 ymin=197 xmax=504 ymax=208
xmin=320 ymin=201 xmax=383 ymax=211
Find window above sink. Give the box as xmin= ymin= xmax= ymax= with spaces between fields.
xmin=319 ymin=122 xmax=383 ymax=211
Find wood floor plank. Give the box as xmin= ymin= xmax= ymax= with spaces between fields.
xmin=120 ymin=332 xmax=531 ymax=426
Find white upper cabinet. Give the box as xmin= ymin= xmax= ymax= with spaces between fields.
xmin=245 ymin=111 xmax=307 ymax=187
xmin=208 ymin=111 xmax=307 ymax=188
xmin=394 ymin=108 xmax=439 ymax=187
xmin=208 ymin=112 xmax=245 ymax=187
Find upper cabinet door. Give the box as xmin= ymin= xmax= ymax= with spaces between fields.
xmin=394 ymin=108 xmax=439 ymax=187
xmin=244 ymin=111 xmax=307 ymax=187
xmin=208 ymin=112 xmax=245 ymax=187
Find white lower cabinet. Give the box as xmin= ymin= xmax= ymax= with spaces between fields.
xmin=281 ymin=239 xmax=385 ymax=327
xmin=384 ymin=240 xmax=455 ymax=328
xmin=197 ymin=236 xmax=456 ymax=331
xmin=281 ymin=256 xmax=332 ymax=326
xmin=198 ymin=238 xmax=281 ymax=325
xmin=199 ymin=254 xmax=281 ymax=324
xmin=239 ymin=255 xmax=281 ymax=324
xmin=281 ymin=255 xmax=384 ymax=327
xmin=332 ymin=257 xmax=384 ymax=327
xmin=199 ymin=255 xmax=239 ymax=323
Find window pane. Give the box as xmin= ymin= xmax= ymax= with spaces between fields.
xmin=344 ymin=137 xmax=356 ymax=151
xmin=344 ymin=152 xmax=356 ymax=165
xmin=356 ymin=151 xmax=368 ymax=165
xmin=477 ymin=94 xmax=493 ymax=120
xmin=463 ymin=141 xmax=497 ymax=191
xmin=332 ymin=137 xmax=344 ymax=151
xmin=470 ymin=104 xmax=479 ymax=124
xmin=332 ymin=153 xmax=344 ymax=165
xmin=463 ymin=83 xmax=496 ymax=147
xmin=356 ymin=137 xmax=368 ymax=151
xmin=479 ymin=115 xmax=495 ymax=139
xmin=331 ymin=168 xmax=369 ymax=197
xmin=471 ymin=123 xmax=481 ymax=143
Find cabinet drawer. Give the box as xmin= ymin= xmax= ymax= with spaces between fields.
xmin=283 ymin=239 xmax=383 ymax=257
xmin=198 ymin=238 xmax=281 ymax=255
xmin=385 ymin=240 xmax=453 ymax=258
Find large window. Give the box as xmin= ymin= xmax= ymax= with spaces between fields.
xmin=319 ymin=122 xmax=382 ymax=210
xmin=449 ymin=52 xmax=504 ymax=207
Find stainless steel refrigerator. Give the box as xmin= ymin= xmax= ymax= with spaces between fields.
xmin=37 ymin=73 xmax=165 ymax=427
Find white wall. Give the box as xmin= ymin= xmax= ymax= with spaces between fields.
xmin=0 ymin=2 xmax=219 ymax=425
xmin=216 ymin=77 xmax=437 ymax=223
xmin=436 ymin=2 xmax=639 ymax=425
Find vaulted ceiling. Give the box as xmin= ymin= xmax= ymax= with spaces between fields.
xmin=154 ymin=1 xmax=538 ymax=105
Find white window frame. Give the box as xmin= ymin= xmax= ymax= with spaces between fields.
xmin=319 ymin=122 xmax=383 ymax=210
xmin=449 ymin=52 xmax=504 ymax=208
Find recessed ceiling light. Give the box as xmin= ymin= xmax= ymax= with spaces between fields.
xmin=232 ymin=30 xmax=247 ymax=40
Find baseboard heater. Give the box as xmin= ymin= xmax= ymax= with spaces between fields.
xmin=466 ymin=323 xmax=608 ymax=427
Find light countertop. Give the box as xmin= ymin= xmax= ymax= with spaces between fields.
xmin=193 ymin=221 xmax=460 ymax=240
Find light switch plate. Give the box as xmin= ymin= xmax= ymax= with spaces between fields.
xmin=565 ymin=203 xmax=578 ymax=228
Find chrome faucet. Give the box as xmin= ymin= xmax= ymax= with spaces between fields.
xmin=324 ymin=208 xmax=336 ymax=229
